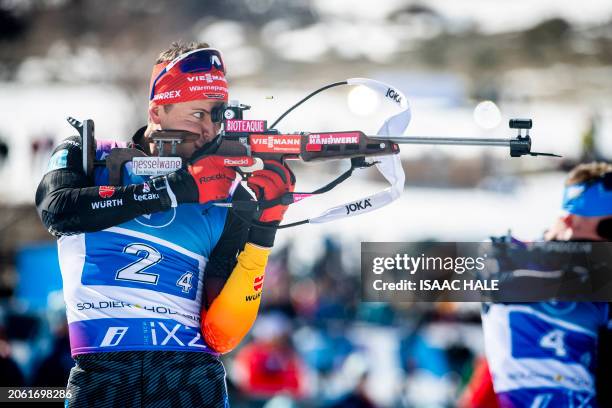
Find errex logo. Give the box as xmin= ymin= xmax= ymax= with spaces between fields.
xmin=385 ymin=88 xmax=402 ymax=104
xmin=153 ymin=90 xmax=181 ymax=101
xmin=345 ymin=198 xmax=372 ymax=215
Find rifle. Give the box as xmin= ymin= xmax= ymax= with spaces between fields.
xmin=69 ymin=78 xmax=559 ymax=227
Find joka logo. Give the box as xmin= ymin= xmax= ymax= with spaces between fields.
xmin=385 ymin=88 xmax=402 ymax=104
xmin=253 ymin=275 xmax=264 ymax=292
xmin=345 ymin=198 xmax=372 ymax=214
xmin=99 ymin=185 xmax=115 ymax=198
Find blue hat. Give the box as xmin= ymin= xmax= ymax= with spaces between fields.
xmin=562 ymin=173 xmax=612 ymax=216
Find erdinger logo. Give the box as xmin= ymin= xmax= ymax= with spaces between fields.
xmin=223 ymin=158 xmax=251 ymax=166
xmin=345 ymin=198 xmax=372 ymax=214
xmin=385 ymin=88 xmax=402 ymax=104
xmin=99 ymin=186 xmax=115 ymax=198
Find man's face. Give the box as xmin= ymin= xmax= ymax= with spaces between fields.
xmin=545 ymin=214 xmax=612 ymax=241
xmin=149 ymin=99 xmax=223 ymax=159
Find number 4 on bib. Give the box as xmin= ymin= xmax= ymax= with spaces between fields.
xmin=177 ymin=272 xmax=194 ymax=293
xmin=539 ymin=329 xmax=567 ymax=357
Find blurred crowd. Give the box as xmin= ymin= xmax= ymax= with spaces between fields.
xmin=0 ymin=237 xmax=483 ymax=407
xmin=1 ymin=1 xmax=611 ymax=407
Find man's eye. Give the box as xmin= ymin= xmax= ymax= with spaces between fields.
xmin=192 ymin=111 xmax=206 ymax=119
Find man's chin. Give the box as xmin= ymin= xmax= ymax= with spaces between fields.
xmin=189 ymin=135 xmax=221 ymax=161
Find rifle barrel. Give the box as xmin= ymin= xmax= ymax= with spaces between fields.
xmin=369 ymin=136 xmax=511 ymax=147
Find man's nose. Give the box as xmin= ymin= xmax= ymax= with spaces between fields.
xmin=194 ymin=126 xmax=211 ymax=148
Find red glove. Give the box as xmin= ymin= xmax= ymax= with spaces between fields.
xmin=247 ymin=160 xmax=295 ymax=222
xmin=187 ymin=156 xmax=255 ymax=203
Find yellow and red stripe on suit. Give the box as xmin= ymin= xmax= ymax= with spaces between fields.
xmin=201 ymin=242 xmax=269 ymax=353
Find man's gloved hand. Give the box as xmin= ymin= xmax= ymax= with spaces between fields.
xmin=246 ymin=160 xmax=295 ymax=247
xmin=164 ymin=156 xmax=255 ymax=205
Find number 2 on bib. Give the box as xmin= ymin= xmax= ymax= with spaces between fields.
xmin=116 ymin=243 xmax=162 ymax=284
